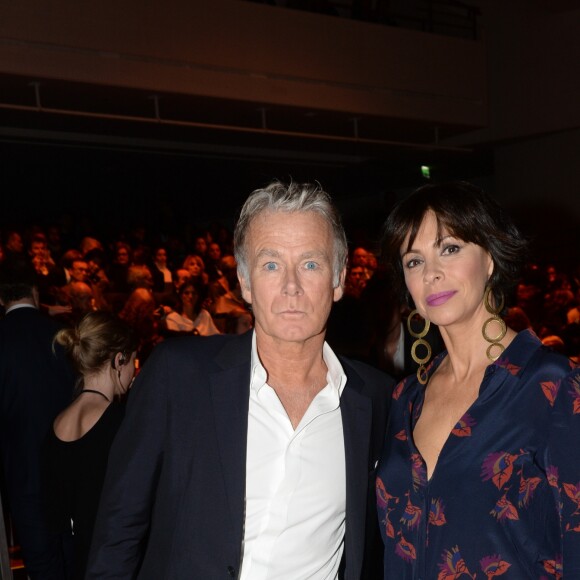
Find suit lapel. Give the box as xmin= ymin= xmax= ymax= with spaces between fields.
xmin=209 ymin=334 xmax=252 ymax=546
xmin=341 ymin=368 xmax=373 ymax=580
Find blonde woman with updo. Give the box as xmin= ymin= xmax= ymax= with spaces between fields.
xmin=41 ymin=310 xmax=139 ymax=580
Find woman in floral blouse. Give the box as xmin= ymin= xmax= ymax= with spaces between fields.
xmin=377 ymin=181 xmax=580 ymax=579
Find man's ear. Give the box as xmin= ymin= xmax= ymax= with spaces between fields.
xmin=333 ymin=267 xmax=347 ymax=302
xmin=238 ymin=273 xmax=252 ymax=304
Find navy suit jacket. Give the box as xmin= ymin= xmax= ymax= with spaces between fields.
xmin=87 ymin=331 xmax=391 ymax=579
xmin=0 ymin=306 xmax=75 ymax=577
xmin=0 ymin=307 xmax=74 ymax=509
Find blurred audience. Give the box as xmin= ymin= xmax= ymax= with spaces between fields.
xmin=1 ymin=217 xmax=577 ymax=365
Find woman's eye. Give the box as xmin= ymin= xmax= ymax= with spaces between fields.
xmin=442 ymin=244 xmax=460 ymax=255
xmin=405 ymin=258 xmax=421 ymax=269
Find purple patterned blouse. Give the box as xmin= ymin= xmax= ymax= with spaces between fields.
xmin=376 ymin=329 xmax=580 ymax=579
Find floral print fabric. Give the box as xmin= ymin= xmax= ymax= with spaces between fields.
xmin=376 ymin=329 xmax=580 ymax=579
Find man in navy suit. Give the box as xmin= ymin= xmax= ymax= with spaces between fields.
xmin=87 ymin=181 xmax=392 ymax=579
xmin=0 ymin=260 xmax=75 ymax=579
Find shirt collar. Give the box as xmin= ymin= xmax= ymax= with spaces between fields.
xmin=6 ymin=303 xmax=37 ymax=314
xmin=250 ymin=331 xmax=347 ymax=396
xmin=492 ymin=328 xmax=543 ymax=377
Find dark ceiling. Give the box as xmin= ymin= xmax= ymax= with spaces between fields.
xmin=0 ymin=70 xmax=492 ymax=242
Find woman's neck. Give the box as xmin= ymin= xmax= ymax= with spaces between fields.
xmin=438 ymin=322 xmax=516 ymax=382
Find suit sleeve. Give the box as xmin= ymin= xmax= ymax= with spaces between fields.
xmin=86 ymin=344 xmax=170 ymax=579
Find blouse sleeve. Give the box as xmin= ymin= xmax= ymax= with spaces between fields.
xmin=546 ymin=363 xmax=580 ymax=576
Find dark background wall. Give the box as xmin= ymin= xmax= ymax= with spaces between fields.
xmin=0 ymin=0 xmax=578 ymax=268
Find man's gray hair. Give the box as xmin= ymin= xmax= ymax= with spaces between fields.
xmin=234 ymin=180 xmax=348 ymax=287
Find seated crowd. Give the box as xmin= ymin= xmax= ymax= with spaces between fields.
xmin=1 ymin=223 xmax=579 ymax=369
xmin=0 ymin=223 xmax=253 ymax=366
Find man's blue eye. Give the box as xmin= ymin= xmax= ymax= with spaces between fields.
xmin=305 ymin=261 xmax=317 ymax=270
xmin=265 ymin=262 xmax=277 ymax=271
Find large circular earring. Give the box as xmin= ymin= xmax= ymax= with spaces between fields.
xmin=407 ymin=310 xmax=432 ymax=385
xmin=482 ymin=287 xmax=507 ymax=362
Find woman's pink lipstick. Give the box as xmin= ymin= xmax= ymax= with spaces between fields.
xmin=426 ymin=291 xmax=457 ymax=306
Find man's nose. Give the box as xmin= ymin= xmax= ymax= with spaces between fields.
xmin=282 ymin=269 xmax=303 ymax=296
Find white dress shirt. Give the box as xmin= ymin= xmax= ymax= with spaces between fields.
xmin=240 ymin=332 xmax=347 ymax=580
xmin=164 ymin=308 xmax=220 ymax=336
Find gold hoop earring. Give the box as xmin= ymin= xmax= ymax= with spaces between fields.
xmin=482 ymin=287 xmax=507 ymax=362
xmin=407 ymin=310 xmax=432 ymax=385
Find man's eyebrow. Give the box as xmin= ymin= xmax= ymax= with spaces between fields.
xmin=300 ymin=250 xmax=329 ymax=260
xmin=255 ymin=248 xmax=281 ymax=259
xmin=255 ymin=249 xmax=329 ymax=260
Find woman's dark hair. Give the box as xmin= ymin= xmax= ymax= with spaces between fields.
xmin=381 ymin=181 xmax=528 ymax=307
xmin=177 ymin=277 xmax=207 ymax=317
xmin=53 ymin=310 xmax=139 ymax=394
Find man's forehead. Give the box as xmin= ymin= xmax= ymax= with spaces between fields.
xmin=249 ymin=209 xmax=331 ymax=235
xmin=245 ymin=210 xmax=334 ymax=251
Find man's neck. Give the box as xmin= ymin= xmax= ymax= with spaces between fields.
xmin=255 ymin=330 xmax=328 ymax=393
xmin=5 ymin=297 xmax=38 ymax=314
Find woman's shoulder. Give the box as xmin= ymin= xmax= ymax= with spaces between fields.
xmin=52 ymin=398 xmax=122 ymax=444
xmin=519 ymin=330 xmax=576 ymax=373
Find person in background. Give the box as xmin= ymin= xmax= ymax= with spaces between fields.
xmin=150 ymin=245 xmax=174 ymax=297
xmin=28 ymin=232 xmax=58 ymax=306
xmin=84 ymin=248 xmax=112 ymax=311
xmin=0 ymin=260 xmax=75 ymax=579
xmin=118 ymin=287 xmax=162 ymax=365
xmin=67 ymin=257 xmax=90 ymax=285
xmin=377 ymin=181 xmax=580 ymax=578
xmin=172 ymin=267 xmax=191 ymax=293
xmin=46 ymin=225 xmax=64 ymax=263
xmin=193 ymin=234 xmax=208 ymax=262
xmin=28 ymin=232 xmax=56 ymax=277
xmin=107 ymin=241 xmax=132 ymax=295
xmin=163 ymin=278 xmax=220 ymax=337
xmin=344 ymin=264 xmax=368 ymax=299
xmin=3 ymin=229 xmax=26 ymax=265
xmin=207 ymin=254 xmax=253 ymax=334
xmin=182 ymin=253 xmax=209 ymax=286
xmin=86 ymin=180 xmax=391 ymax=579
xmin=78 ymin=237 xmax=104 ymax=258
xmin=53 ymin=281 xmax=97 ymax=328
xmin=41 ymin=310 xmax=138 ymax=580
xmin=205 ymin=241 xmax=223 ymax=282
xmin=59 ymin=249 xmax=84 ymax=285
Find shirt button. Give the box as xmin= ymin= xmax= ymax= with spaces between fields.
xmin=227 ymin=565 xmax=236 ymax=577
